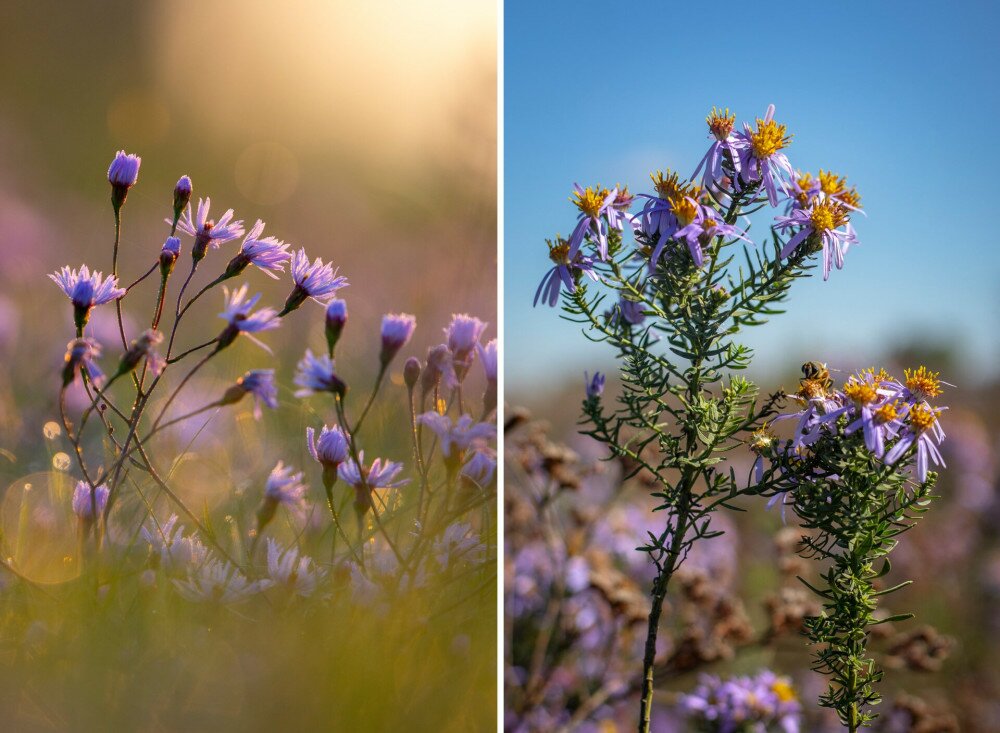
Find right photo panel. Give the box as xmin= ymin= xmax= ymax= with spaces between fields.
xmin=503 ymin=3 xmax=1000 ymax=732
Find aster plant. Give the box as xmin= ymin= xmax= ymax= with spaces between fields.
xmin=535 ymin=105 xmax=946 ymax=731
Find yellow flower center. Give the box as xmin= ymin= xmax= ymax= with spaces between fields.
xmin=818 ymin=169 xmax=846 ymax=195
xmin=796 ymin=172 xmax=814 ymax=191
xmin=905 ymin=366 xmax=942 ymax=398
xmin=749 ymin=117 xmax=790 ymax=159
xmin=839 ymin=188 xmax=863 ymax=210
xmin=548 ymin=239 xmax=571 ymax=265
xmin=874 ymin=402 xmax=899 ymax=425
xmin=706 ymin=107 xmax=736 ymax=141
xmin=771 ymin=679 xmax=797 ymax=703
xmin=843 ymin=380 xmax=878 ymax=405
xmin=909 ymin=403 xmax=938 ymax=432
xmin=670 ymin=196 xmax=699 ymax=226
xmin=809 ymin=200 xmax=848 ymax=232
xmin=572 ymin=186 xmax=609 ymax=218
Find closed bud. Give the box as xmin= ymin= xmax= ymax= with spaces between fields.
xmin=403 ymin=357 xmax=421 ymax=390
xmin=160 ymin=237 xmax=181 ymax=278
xmin=173 ymin=175 xmax=192 ymax=217
xmin=325 ymin=299 xmax=347 ymax=355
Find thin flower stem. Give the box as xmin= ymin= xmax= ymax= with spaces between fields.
xmin=125 ymin=263 xmax=158 ymax=293
xmin=353 ymin=364 xmax=387 ymax=435
xmin=167 ymin=337 xmax=219 ymax=364
xmin=112 ymin=207 xmax=129 ymax=352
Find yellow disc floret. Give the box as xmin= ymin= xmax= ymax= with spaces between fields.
xmin=874 ymin=401 xmax=899 ymax=425
xmin=670 ymin=195 xmax=699 ymax=226
xmin=909 ymin=403 xmax=939 ymax=432
xmin=843 ymin=378 xmax=878 ymax=406
xmin=771 ymin=678 xmax=797 ymax=703
xmin=706 ymin=107 xmax=736 ymax=141
xmin=809 ymin=199 xmax=849 ymax=232
xmin=650 ymin=170 xmax=699 ymax=202
xmin=904 ymin=366 xmax=943 ymax=399
xmin=818 ymin=169 xmax=846 ymax=196
xmin=572 ymin=186 xmax=609 ymax=218
xmin=749 ymin=116 xmax=791 ymax=159
xmin=547 ymin=238 xmax=571 ymax=265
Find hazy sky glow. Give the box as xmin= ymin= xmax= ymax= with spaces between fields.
xmin=505 ymin=1 xmax=1000 ymax=398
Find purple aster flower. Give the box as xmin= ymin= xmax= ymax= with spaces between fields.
xmin=776 ymin=198 xmax=858 ymax=280
xmin=173 ymin=560 xmax=270 ymax=604
xmin=608 ymin=296 xmax=646 ymax=327
xmin=433 ymin=522 xmax=485 ymax=569
xmin=420 ymin=343 xmax=457 ymax=399
xmin=637 ymin=170 xmax=702 ymax=271
xmin=460 ymin=446 xmax=497 ymax=487
xmin=293 ymin=349 xmax=345 ymax=397
xmin=50 ymin=264 xmax=125 ymax=331
xmin=380 ymin=313 xmax=416 ymax=366
xmin=736 ymin=104 xmax=794 ymax=206
xmin=306 ymin=424 xmax=351 ymax=468
xmin=672 ymin=201 xmax=751 ymax=268
xmin=62 ymin=337 xmax=104 ymax=387
xmin=140 ymin=514 xmax=208 ymax=573
xmin=417 ymin=412 xmax=496 ymax=462
xmin=265 ymin=539 xmax=326 ymax=597
xmin=172 ymin=197 xmax=245 ymax=263
xmin=278 ymin=248 xmax=348 ymax=316
xmin=680 ymin=670 xmax=801 ymax=733
xmin=567 ymin=184 xmax=621 ymax=261
xmin=107 ymin=150 xmax=141 ymax=208
xmin=885 ymin=403 xmax=947 ymax=482
xmin=478 ymin=338 xmax=498 ymax=383
xmin=533 ymin=237 xmax=598 ymax=308
xmin=338 ymin=452 xmax=409 ymax=490
xmin=117 ymin=328 xmax=165 ymax=377
xmin=445 ymin=313 xmax=487 ymax=362
xmin=221 ymin=369 xmax=279 ymax=419
xmin=692 ymin=107 xmax=745 ymax=188
xmin=325 ymin=299 xmax=347 ymax=354
xmin=264 ymin=461 xmax=307 ymax=506
xmin=216 ymin=284 xmax=279 ymax=352
xmin=223 ymin=219 xmax=292 ymax=280
xmin=585 ymin=371 xmax=605 ymax=399
xmin=72 ymin=480 xmax=110 ymax=521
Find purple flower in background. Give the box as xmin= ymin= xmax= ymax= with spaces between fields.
xmin=71 ymin=481 xmax=110 ymax=521
xmin=446 ymin=313 xmax=487 ymax=363
xmin=107 ymin=150 xmax=141 ymax=188
xmin=293 ymin=349 xmax=345 ymax=397
xmin=306 ymin=424 xmax=351 ymax=468
xmin=478 ymin=339 xmax=498 ymax=383
xmin=461 ymin=446 xmax=497 ymax=487
xmin=50 ymin=265 xmax=125 ymax=330
xmin=776 ymin=199 xmax=858 ymax=280
xmin=610 ymin=297 xmax=646 ymax=326
xmin=228 ymin=220 xmax=292 ymax=279
xmin=736 ymin=104 xmax=794 ymax=206
xmin=217 ymin=284 xmax=279 ymax=353
xmin=338 ymin=452 xmax=409 ymax=490
xmin=433 ymin=522 xmax=485 ymax=569
xmin=232 ymin=369 xmax=279 ymax=419
xmin=264 ymin=461 xmax=307 ymax=506
xmin=140 ymin=514 xmax=208 ymax=573
xmin=173 ymin=198 xmax=245 ymax=260
xmin=118 ymin=328 xmax=165 ymax=376
xmin=62 ymin=337 xmax=104 ymax=387
xmin=534 ymin=237 xmax=598 ymax=308
xmin=692 ymin=107 xmax=744 ymax=188
xmin=173 ymin=560 xmax=270 ymax=604
xmin=380 ymin=313 xmax=416 ymax=365
xmin=585 ymin=371 xmax=605 ymax=399
xmin=568 ymin=184 xmax=621 ymax=261
xmin=325 ymin=298 xmax=347 ymax=353
xmin=266 ymin=539 xmax=326 ymax=597
xmin=680 ymin=670 xmax=801 ymax=733
xmin=418 ymin=412 xmax=496 ymax=461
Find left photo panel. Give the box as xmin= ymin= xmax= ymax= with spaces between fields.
xmin=0 ymin=2 xmax=497 ymax=731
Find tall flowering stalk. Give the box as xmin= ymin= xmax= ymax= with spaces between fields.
xmin=535 ymin=105 xmax=888 ymax=732
xmin=756 ymin=365 xmax=949 ymax=730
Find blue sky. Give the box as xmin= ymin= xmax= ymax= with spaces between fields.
xmin=505 ymin=1 xmax=1000 ymax=398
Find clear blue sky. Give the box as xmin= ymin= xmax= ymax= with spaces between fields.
xmin=505 ymin=1 xmax=1000 ymax=398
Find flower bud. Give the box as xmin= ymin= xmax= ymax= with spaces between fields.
xmin=325 ymin=299 xmax=347 ymax=355
xmin=108 ymin=150 xmax=141 ymax=211
xmin=403 ymin=357 xmax=421 ymax=390
xmin=116 ymin=329 xmax=164 ymax=377
xmin=173 ymin=175 xmax=192 ymax=218
xmin=160 ymin=237 xmax=181 ymax=278
xmin=380 ymin=313 xmax=416 ymax=367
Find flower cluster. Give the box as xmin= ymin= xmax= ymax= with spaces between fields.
xmin=679 ymin=670 xmax=801 ymax=733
